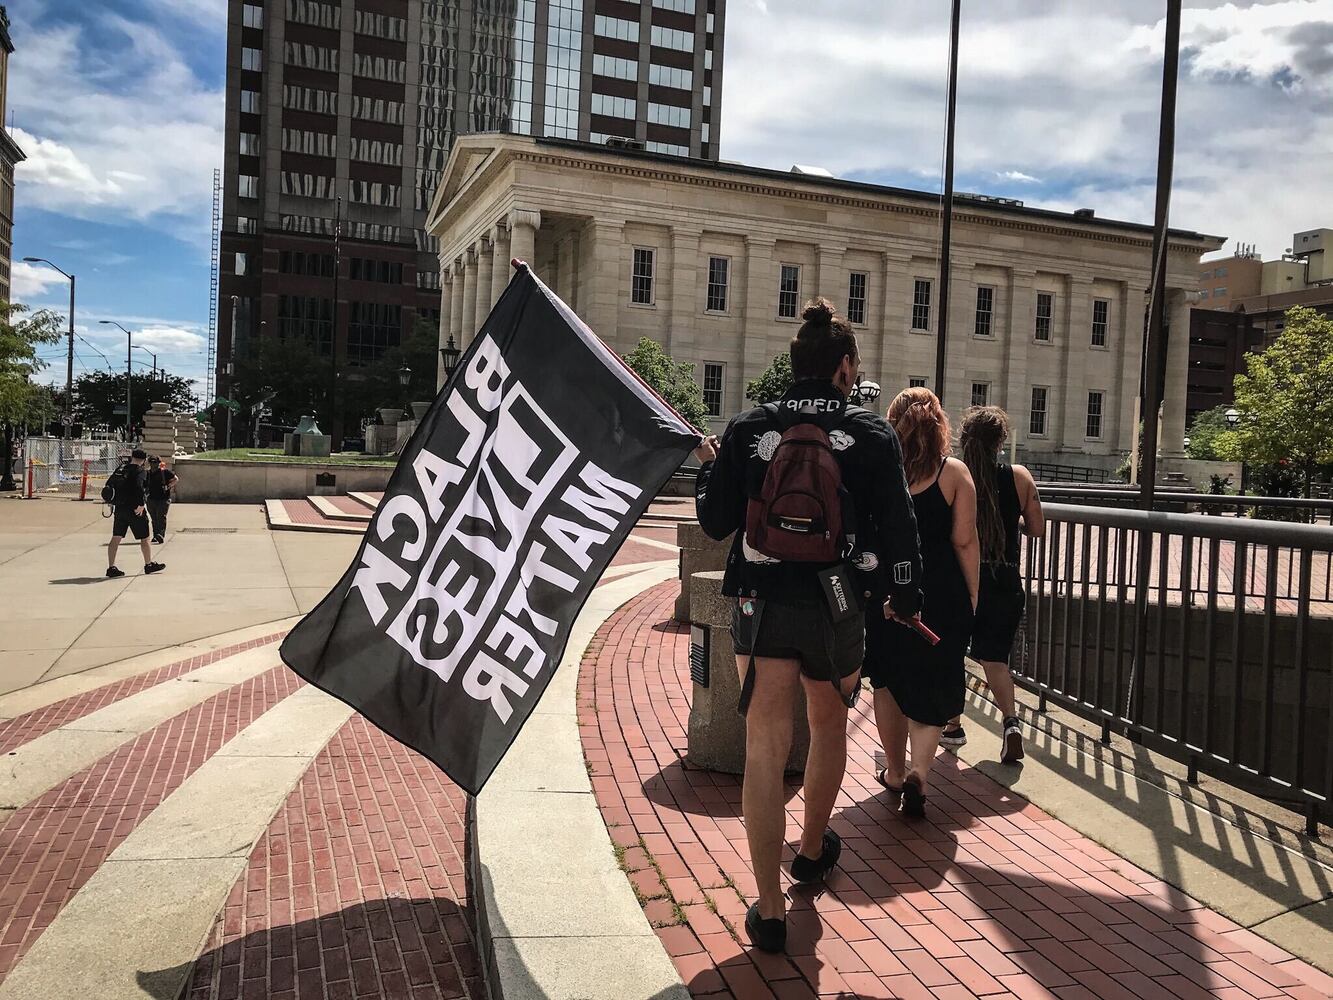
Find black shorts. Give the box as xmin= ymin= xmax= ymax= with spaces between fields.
xmin=970 ymin=566 xmax=1025 ymax=663
xmin=730 ymin=598 xmax=864 ymax=682
xmin=112 ymin=508 xmax=151 ymax=541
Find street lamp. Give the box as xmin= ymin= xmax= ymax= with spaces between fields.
xmin=22 ymin=257 xmax=75 ymax=439
xmin=439 ymin=336 xmax=462 ymax=382
xmin=1225 ymin=407 xmax=1247 ymax=496
xmin=398 ymin=364 xmax=412 ymax=389
xmin=99 ymin=320 xmax=135 ymax=440
xmin=133 ymin=344 xmax=158 ymax=381
xmin=851 ymin=377 xmax=882 ymax=407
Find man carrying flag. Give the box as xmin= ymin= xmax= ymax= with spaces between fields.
xmin=281 ymin=262 xmax=699 ymax=794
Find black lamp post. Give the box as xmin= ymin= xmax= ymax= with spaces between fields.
xmin=852 ymin=378 xmax=882 ymax=407
xmin=439 ymin=336 xmax=462 ymax=382
xmin=1226 ymin=407 xmax=1247 ymax=496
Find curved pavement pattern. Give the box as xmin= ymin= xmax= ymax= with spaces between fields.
xmin=579 ymin=583 xmax=1333 ymax=1000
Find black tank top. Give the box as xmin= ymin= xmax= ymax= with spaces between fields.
xmin=993 ymin=463 xmax=1022 ymax=567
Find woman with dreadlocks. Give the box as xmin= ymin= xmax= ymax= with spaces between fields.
xmin=939 ymin=406 xmax=1045 ymax=764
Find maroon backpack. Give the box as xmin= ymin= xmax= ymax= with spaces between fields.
xmin=745 ymin=406 xmax=847 ymax=563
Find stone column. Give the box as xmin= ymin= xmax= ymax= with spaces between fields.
xmin=437 ymin=267 xmax=452 ymax=389
xmin=1059 ymin=275 xmax=1094 ymax=450
xmin=474 ymin=235 xmax=495 ymax=335
xmin=942 ymin=262 xmax=976 ymax=409
xmin=579 ymin=218 xmax=624 ymax=348
xmin=1003 ymin=268 xmax=1037 ymax=438
xmin=556 ymin=232 xmax=578 ymax=309
xmin=815 ymin=245 xmax=845 ymax=308
xmin=1160 ymin=288 xmax=1191 ymax=456
xmin=1115 ymin=281 xmax=1143 ymax=454
xmin=879 ymin=252 xmax=913 ymax=393
xmin=669 ymin=227 xmax=702 ymax=360
xmin=742 ymin=237 xmax=777 ymax=385
xmin=490 ymin=222 xmax=512 ymax=306
xmin=509 ymin=208 xmax=542 ymax=274
xmin=449 ymin=258 xmax=465 ymax=347
xmin=460 ymin=246 xmax=480 ymax=348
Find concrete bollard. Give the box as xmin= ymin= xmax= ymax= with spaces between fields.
xmin=675 ymin=521 xmax=732 ymax=622
xmin=686 ymin=570 xmax=809 ymax=775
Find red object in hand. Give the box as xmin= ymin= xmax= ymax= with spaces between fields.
xmin=910 ymin=618 xmax=942 ymax=646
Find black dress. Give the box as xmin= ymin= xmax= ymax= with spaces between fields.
xmin=865 ymin=462 xmax=974 ymax=726
xmin=970 ymin=464 xmax=1025 ymax=663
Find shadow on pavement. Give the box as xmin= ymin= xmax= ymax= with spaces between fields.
xmin=49 ymin=577 xmax=109 ymax=585
xmin=138 ymin=897 xmax=480 ymax=1000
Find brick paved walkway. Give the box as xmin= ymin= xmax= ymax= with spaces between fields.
xmin=579 ymin=583 xmax=1333 ymax=1000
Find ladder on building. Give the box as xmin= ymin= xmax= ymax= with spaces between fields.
xmin=205 ymin=167 xmax=221 ymax=408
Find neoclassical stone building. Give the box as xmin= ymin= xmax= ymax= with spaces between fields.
xmin=427 ymin=135 xmax=1222 ymax=466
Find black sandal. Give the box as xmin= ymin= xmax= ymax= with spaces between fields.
xmin=745 ymin=902 xmax=786 ymax=953
xmin=902 ymin=773 xmax=927 ymax=819
xmin=790 ymin=829 xmax=841 ymax=884
xmin=875 ymin=768 xmax=903 ymax=795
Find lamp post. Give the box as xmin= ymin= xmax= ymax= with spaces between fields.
xmin=22 ymin=258 xmax=75 ymax=439
xmin=133 ymin=345 xmax=158 ymax=381
xmin=438 ymin=336 xmax=462 ymax=383
xmin=99 ymin=320 xmax=135 ymax=440
xmin=851 ymin=377 xmax=882 ymax=408
xmin=1225 ymin=407 xmax=1246 ymax=496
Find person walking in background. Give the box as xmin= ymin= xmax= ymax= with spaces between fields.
xmin=106 ymin=449 xmax=166 ymax=578
xmin=146 ymin=455 xmax=178 ymax=544
xmin=695 ymin=298 xmax=922 ymax=953
xmin=865 ymin=388 xmax=979 ymax=818
xmin=941 ymin=405 xmax=1045 ymax=763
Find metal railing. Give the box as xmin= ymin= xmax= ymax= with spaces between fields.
xmin=1028 ymin=462 xmax=1115 ymax=484
xmin=1038 ymin=486 xmax=1333 ymax=525
xmin=1014 ymin=503 xmax=1332 ymax=834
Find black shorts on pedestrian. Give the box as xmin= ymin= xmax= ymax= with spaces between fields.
xmin=112 ymin=508 xmax=151 ymax=541
xmin=730 ymin=598 xmax=864 ymax=684
xmin=970 ymin=565 xmax=1025 ymax=664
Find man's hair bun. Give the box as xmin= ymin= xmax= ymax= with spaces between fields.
xmin=801 ymin=297 xmax=835 ymax=325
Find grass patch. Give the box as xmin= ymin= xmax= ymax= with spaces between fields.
xmin=189 ymin=448 xmax=397 ymax=466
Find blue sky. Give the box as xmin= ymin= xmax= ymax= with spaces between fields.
xmin=11 ymin=0 xmax=1333 ymax=398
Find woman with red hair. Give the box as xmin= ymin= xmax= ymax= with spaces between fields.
xmin=866 ymin=387 xmax=980 ymax=817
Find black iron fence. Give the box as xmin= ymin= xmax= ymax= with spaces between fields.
xmin=1028 ymin=462 xmax=1115 ymax=484
xmin=1014 ymin=503 xmax=1332 ymax=834
xmin=1038 ymin=486 xmax=1333 ymax=525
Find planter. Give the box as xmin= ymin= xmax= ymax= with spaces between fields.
xmin=377 ymin=408 xmax=404 ymax=426
xmin=411 ymin=401 xmax=431 ymax=420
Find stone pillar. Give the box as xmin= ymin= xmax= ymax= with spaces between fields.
xmin=1059 ymin=275 xmax=1094 ymax=450
xmin=669 ymin=227 xmax=702 ymax=360
xmin=141 ymin=402 xmax=178 ymax=458
xmin=1003 ymin=268 xmax=1037 ymax=442
xmin=942 ymin=261 xmax=977 ymax=409
xmin=509 ymin=208 xmax=541 ymax=274
xmin=490 ymin=222 xmax=512 ymax=306
xmin=449 ymin=257 xmax=465 ymax=348
xmin=1160 ymin=288 xmax=1191 ymax=456
xmin=437 ymin=268 xmax=452 ymax=389
xmin=815 ymin=245 xmax=844 ymax=307
xmin=460 ymin=246 xmax=480 ymax=348
xmin=879 ymin=252 xmax=913 ymax=393
xmin=474 ymin=235 xmax=495 ymax=336
xmin=578 ymin=217 xmax=623 ymax=347
xmin=555 ymin=232 xmax=578 ymax=309
xmin=1115 ymin=281 xmax=1143 ymax=455
xmin=741 ymin=236 xmax=777 ymax=385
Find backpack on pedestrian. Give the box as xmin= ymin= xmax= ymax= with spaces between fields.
xmin=100 ymin=462 xmax=129 ymax=507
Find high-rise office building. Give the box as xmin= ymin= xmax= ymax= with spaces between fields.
xmin=218 ymin=0 xmax=725 ymax=440
xmin=0 ymin=6 xmax=26 ymax=305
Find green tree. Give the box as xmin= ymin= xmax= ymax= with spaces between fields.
xmin=1215 ymin=306 xmax=1333 ymax=497
xmin=745 ymin=352 xmax=793 ymax=405
xmin=0 ymin=303 xmax=64 ymax=490
xmin=621 ymin=337 xmax=709 ymax=430
xmin=69 ymin=369 xmax=194 ymax=431
xmin=1185 ymin=405 xmax=1232 ymax=460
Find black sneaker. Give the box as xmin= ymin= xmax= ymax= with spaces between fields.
xmin=790 ymin=829 xmax=841 ymax=884
xmin=744 ymin=903 xmax=786 ymax=954
xmin=940 ymin=725 xmax=967 ymax=748
xmin=106 ymin=566 xmax=125 ymax=579
xmin=144 ymin=562 xmax=166 ymax=575
xmin=1001 ymin=716 xmax=1024 ymax=764
xmin=152 ymin=536 xmax=164 ymax=544
xmin=902 ymin=773 xmax=927 ymax=819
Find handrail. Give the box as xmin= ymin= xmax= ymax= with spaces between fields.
xmin=1044 ymin=503 xmax=1333 ymax=550
xmin=1041 ymin=489 xmax=1333 ymax=511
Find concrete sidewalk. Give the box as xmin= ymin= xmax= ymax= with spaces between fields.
xmin=0 ymin=499 xmax=359 ymax=696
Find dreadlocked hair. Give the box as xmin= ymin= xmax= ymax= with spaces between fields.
xmin=886 ymin=387 xmax=951 ymax=486
xmin=960 ymin=405 xmax=1011 ymax=563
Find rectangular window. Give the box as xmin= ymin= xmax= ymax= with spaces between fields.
xmin=242 ymin=3 xmax=264 ymax=28
xmin=706 ymin=256 xmax=728 ymax=313
xmin=648 ymin=63 xmax=692 ymax=90
xmin=647 ymin=102 xmax=690 ymax=128
xmin=238 ymin=132 xmax=260 ymax=156
xmin=242 ymin=46 xmax=263 ymax=71
xmin=653 ymin=0 xmax=695 ymax=12
xmin=1214 ymin=286 xmax=1227 ymax=297
xmin=236 ymin=216 xmax=258 ymax=235
xmin=235 ymin=252 xmax=249 ymax=277
xmin=971 ymin=382 xmax=989 ymax=407
xmin=591 ymin=93 xmax=636 ymax=120
xmin=1030 ymin=387 xmax=1049 ymax=436
xmin=912 ymin=278 xmax=932 ymax=332
xmin=631 ymin=248 xmax=655 ymax=305
xmin=909 ymin=377 xmax=928 ymax=389
xmin=847 ymin=272 xmax=867 ymax=325
xmin=592 ymin=54 xmax=637 ymax=81
xmin=1086 ymin=390 xmax=1104 ymax=439
xmin=778 ymin=264 xmax=801 ymax=319
xmin=1035 ymin=292 xmax=1053 ymax=341
xmin=1198 ymin=289 xmax=1209 ymax=300
xmin=1092 ymin=298 xmax=1110 ymax=347
xmin=650 ymin=25 xmax=694 ymax=52
xmin=974 ymin=285 xmax=994 ymax=338
xmin=1214 ymin=266 xmax=1227 ymax=278
xmin=238 ymin=174 xmax=259 ymax=198
xmin=240 ymin=89 xmax=261 ymax=114
xmin=702 ymin=362 xmax=724 ymax=417
xmin=594 ymin=15 xmax=639 ymax=42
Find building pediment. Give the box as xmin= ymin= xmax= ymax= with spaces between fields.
xmin=426 ymin=136 xmax=512 ymax=235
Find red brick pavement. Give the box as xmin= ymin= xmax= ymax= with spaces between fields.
xmin=0 ymin=631 xmax=287 ymax=755
xmin=186 ymin=716 xmax=480 ymax=1000
xmin=579 ymin=582 xmax=1333 ymax=1000
xmin=0 ymin=664 xmax=301 ymax=978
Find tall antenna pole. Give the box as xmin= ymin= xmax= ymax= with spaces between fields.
xmin=934 ymin=0 xmax=961 ymax=402
xmin=329 ymin=198 xmax=342 ymax=448
xmin=207 ymin=168 xmax=220 ymax=409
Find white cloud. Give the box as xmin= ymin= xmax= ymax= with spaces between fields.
xmin=135 ymin=325 xmax=207 ymax=355
xmin=11 ymin=260 xmax=72 ymax=301
xmin=998 ymin=170 xmax=1041 ymax=184
xmin=146 ymin=0 xmax=227 ymax=25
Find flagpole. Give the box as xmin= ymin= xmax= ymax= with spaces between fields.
xmin=330 ymin=197 xmax=342 ymax=449
xmin=934 ymin=0 xmax=961 ymax=403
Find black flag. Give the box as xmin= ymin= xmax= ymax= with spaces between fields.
xmin=280 ymin=265 xmax=699 ymax=794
